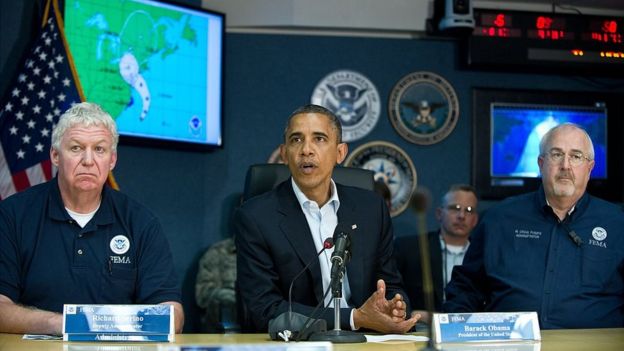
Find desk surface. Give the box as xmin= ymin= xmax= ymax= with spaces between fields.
xmin=1 ymin=329 xmax=623 ymax=351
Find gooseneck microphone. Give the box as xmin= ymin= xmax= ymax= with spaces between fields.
xmin=289 ymin=238 xmax=334 ymax=318
xmin=330 ymin=228 xmax=351 ymax=297
xmin=410 ymin=188 xmax=436 ymax=351
xmin=269 ymin=237 xmax=334 ymax=341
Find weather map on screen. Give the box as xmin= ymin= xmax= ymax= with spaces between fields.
xmin=64 ymin=0 xmax=223 ymax=147
xmin=491 ymin=103 xmax=607 ymax=179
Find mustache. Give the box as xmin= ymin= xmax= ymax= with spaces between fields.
xmin=556 ymin=171 xmax=574 ymax=181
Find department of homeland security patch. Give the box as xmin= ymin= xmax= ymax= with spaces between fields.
xmin=311 ymin=70 xmax=381 ymax=142
xmin=344 ymin=141 xmax=417 ymax=217
xmin=388 ymin=71 xmax=459 ymax=145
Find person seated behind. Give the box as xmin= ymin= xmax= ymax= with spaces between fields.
xmin=0 ymin=102 xmax=184 ymax=334
xmin=195 ymin=237 xmax=237 ymax=332
xmin=394 ymin=184 xmax=478 ymax=312
xmin=234 ymin=104 xmax=419 ymax=333
xmin=444 ymin=123 xmax=624 ymax=329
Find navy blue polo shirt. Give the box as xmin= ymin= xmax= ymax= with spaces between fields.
xmin=444 ymin=186 xmax=624 ymax=329
xmin=0 ymin=178 xmax=181 ymax=313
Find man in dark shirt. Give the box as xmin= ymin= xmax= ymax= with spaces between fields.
xmin=0 ymin=102 xmax=184 ymax=334
xmin=444 ymin=123 xmax=624 ymax=329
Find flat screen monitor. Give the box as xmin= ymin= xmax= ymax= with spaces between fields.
xmin=473 ymin=88 xmax=623 ymax=201
xmin=64 ymin=0 xmax=224 ymax=150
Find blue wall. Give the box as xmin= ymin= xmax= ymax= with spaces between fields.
xmin=2 ymin=1 xmax=624 ymax=333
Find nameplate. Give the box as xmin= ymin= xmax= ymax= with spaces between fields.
xmin=432 ymin=312 xmax=541 ymax=344
xmin=62 ymin=304 xmax=174 ymax=342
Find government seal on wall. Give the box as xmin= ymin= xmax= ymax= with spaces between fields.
xmin=388 ymin=71 xmax=459 ymax=145
xmin=344 ymin=141 xmax=417 ymax=217
xmin=311 ymin=70 xmax=381 ymax=142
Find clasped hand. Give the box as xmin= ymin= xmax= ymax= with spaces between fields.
xmin=353 ymin=279 xmax=419 ymax=333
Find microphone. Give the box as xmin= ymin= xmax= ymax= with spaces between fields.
xmin=410 ymin=188 xmax=435 ymax=351
xmin=269 ymin=237 xmax=333 ymax=341
xmin=330 ymin=224 xmax=352 ymax=294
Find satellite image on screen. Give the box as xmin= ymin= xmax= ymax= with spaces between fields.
xmin=64 ymin=0 xmax=223 ymax=146
xmin=491 ymin=103 xmax=607 ymax=179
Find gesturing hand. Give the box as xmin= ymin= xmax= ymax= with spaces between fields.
xmin=353 ymin=279 xmax=419 ymax=333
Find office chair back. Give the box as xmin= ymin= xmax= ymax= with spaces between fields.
xmin=242 ymin=163 xmax=375 ymax=202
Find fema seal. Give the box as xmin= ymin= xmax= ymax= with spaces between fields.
xmin=311 ymin=70 xmax=381 ymax=142
xmin=592 ymin=227 xmax=607 ymax=241
xmin=344 ymin=141 xmax=417 ymax=217
xmin=388 ymin=71 xmax=459 ymax=145
xmin=110 ymin=235 xmax=130 ymax=255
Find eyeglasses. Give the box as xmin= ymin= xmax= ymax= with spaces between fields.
xmin=543 ymin=150 xmax=592 ymax=167
xmin=445 ymin=204 xmax=476 ymax=216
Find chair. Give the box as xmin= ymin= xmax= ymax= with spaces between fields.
xmin=242 ymin=163 xmax=375 ymax=202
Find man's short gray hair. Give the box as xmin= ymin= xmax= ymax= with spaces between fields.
xmin=51 ymin=102 xmax=119 ymax=152
xmin=538 ymin=123 xmax=595 ymax=160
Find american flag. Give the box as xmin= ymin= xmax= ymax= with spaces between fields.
xmin=0 ymin=0 xmax=117 ymax=200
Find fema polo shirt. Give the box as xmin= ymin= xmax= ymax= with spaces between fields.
xmin=444 ymin=186 xmax=624 ymax=329
xmin=0 ymin=178 xmax=181 ymax=313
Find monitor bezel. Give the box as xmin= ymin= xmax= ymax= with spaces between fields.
xmin=63 ymin=0 xmax=226 ymax=151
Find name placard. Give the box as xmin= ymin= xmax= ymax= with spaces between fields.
xmin=62 ymin=304 xmax=175 ymax=342
xmin=432 ymin=312 xmax=541 ymax=344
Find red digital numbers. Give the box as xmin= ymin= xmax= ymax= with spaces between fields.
xmin=536 ymin=16 xmax=553 ymax=29
xmin=494 ymin=14 xmax=506 ymax=27
xmin=602 ymin=20 xmax=617 ymax=33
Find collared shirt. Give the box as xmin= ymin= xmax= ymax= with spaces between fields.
xmin=0 ymin=177 xmax=182 ymax=313
xmin=291 ymin=178 xmax=356 ymax=329
xmin=444 ymin=186 xmax=624 ymax=329
xmin=440 ymin=236 xmax=470 ymax=302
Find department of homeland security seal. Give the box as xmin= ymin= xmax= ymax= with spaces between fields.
xmin=311 ymin=70 xmax=381 ymax=142
xmin=110 ymin=235 xmax=130 ymax=255
xmin=344 ymin=141 xmax=417 ymax=217
xmin=388 ymin=71 xmax=459 ymax=145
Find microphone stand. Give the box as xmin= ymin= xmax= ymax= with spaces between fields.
xmin=412 ymin=188 xmax=435 ymax=351
xmin=309 ymin=262 xmax=366 ymax=343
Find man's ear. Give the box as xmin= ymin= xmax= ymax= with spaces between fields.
xmin=336 ymin=143 xmax=348 ymax=165
xmin=50 ymin=147 xmax=59 ymax=167
xmin=279 ymin=144 xmax=287 ymax=164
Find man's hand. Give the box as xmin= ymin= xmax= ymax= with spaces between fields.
xmin=353 ymin=279 xmax=419 ymax=333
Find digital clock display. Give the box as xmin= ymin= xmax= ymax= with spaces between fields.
xmin=526 ymin=16 xmax=572 ymax=40
xmin=474 ymin=12 xmax=522 ymax=38
xmin=582 ymin=18 xmax=622 ymax=44
xmin=468 ymin=9 xmax=624 ymax=73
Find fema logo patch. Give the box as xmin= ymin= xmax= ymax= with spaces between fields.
xmin=388 ymin=71 xmax=459 ymax=145
xmin=344 ymin=141 xmax=417 ymax=217
xmin=110 ymin=235 xmax=130 ymax=255
xmin=311 ymin=70 xmax=381 ymax=142
xmin=592 ymin=227 xmax=607 ymax=241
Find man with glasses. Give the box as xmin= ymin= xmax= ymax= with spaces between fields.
xmin=394 ymin=184 xmax=479 ymax=311
xmin=444 ymin=123 xmax=624 ymax=329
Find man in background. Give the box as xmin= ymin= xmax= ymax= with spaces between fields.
xmin=394 ymin=184 xmax=478 ymax=311
xmin=444 ymin=123 xmax=624 ymax=329
xmin=0 ymin=102 xmax=184 ymax=334
xmin=235 ymin=104 xmax=418 ymax=333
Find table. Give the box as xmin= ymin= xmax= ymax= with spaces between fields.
xmin=1 ymin=329 xmax=623 ymax=351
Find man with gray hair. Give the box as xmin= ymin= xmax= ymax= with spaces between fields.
xmin=444 ymin=123 xmax=624 ymax=329
xmin=0 ymin=102 xmax=184 ymax=334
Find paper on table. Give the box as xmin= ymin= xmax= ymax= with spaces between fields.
xmin=365 ymin=334 xmax=429 ymax=343
xmin=22 ymin=334 xmax=63 ymax=340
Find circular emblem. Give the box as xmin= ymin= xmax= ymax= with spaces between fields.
xmin=388 ymin=71 xmax=459 ymax=145
xmin=592 ymin=227 xmax=607 ymax=241
xmin=110 ymin=235 xmax=130 ymax=255
xmin=344 ymin=141 xmax=417 ymax=217
xmin=311 ymin=70 xmax=381 ymax=142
